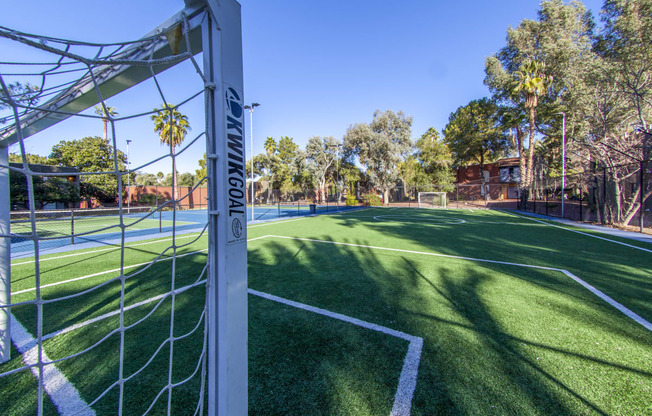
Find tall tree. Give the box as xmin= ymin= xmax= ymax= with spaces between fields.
xmin=305 ymin=136 xmax=339 ymax=203
xmin=415 ymin=127 xmax=455 ymax=190
xmin=597 ymin=0 xmax=652 ymax=135
xmin=485 ymin=0 xmax=594 ymax=194
xmin=151 ymin=103 xmax=191 ymax=202
xmin=264 ymin=137 xmax=277 ymax=156
xmin=276 ymin=136 xmax=300 ymax=197
xmin=344 ymin=110 xmax=412 ymax=204
xmin=94 ymin=105 xmax=118 ymax=141
xmin=512 ymin=60 xmax=554 ymax=186
xmin=0 ymin=82 xmax=40 ymax=121
xmin=49 ymin=136 xmax=126 ymax=203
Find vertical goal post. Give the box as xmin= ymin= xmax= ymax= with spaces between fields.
xmin=0 ymin=0 xmax=247 ymax=415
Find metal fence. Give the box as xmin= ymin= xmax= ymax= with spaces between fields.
xmin=519 ymin=161 xmax=651 ymax=232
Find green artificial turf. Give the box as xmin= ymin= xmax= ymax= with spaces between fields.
xmin=1 ymin=207 xmax=651 ymax=415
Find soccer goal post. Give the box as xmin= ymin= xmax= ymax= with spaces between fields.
xmin=418 ymin=192 xmax=447 ymax=209
xmin=0 ymin=1 xmax=247 ymax=415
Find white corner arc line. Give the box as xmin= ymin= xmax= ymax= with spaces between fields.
xmin=248 ymin=289 xmax=423 ymax=416
xmin=262 ymin=235 xmax=652 ymax=332
xmin=502 ymin=210 xmax=652 ymax=253
xmin=10 ymin=314 xmax=95 ymax=416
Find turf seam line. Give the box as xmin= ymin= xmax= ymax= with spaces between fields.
xmin=501 ymin=210 xmax=652 ymax=253
xmin=10 ymin=314 xmax=95 ymax=416
xmin=248 ymin=288 xmax=422 ymax=416
xmin=265 ymin=235 xmax=652 ymax=332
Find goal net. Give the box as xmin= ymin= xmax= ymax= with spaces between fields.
xmin=418 ymin=192 xmax=447 ymax=209
xmin=0 ymin=1 xmax=246 ymax=415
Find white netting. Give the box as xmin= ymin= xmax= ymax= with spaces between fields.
xmin=0 ymin=10 xmax=214 ymax=416
xmin=418 ymin=192 xmax=447 ymax=209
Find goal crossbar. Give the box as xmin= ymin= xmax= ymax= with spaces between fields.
xmin=0 ymin=6 xmax=204 ymax=147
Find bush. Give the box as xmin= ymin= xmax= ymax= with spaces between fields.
xmin=362 ymin=192 xmax=382 ymax=206
xmin=345 ymin=193 xmax=358 ymax=206
xmin=138 ymin=193 xmax=158 ymax=205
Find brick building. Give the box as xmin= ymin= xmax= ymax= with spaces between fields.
xmin=455 ymin=157 xmax=520 ymax=200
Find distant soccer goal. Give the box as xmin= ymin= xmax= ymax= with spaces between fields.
xmin=0 ymin=1 xmax=246 ymax=415
xmin=418 ymin=192 xmax=447 ymax=209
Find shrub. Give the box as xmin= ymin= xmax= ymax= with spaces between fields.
xmin=345 ymin=193 xmax=358 ymax=206
xmin=362 ymin=192 xmax=382 ymax=206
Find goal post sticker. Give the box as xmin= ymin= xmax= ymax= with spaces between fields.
xmin=224 ymin=85 xmax=247 ymax=245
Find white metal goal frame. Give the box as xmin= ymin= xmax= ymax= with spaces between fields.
xmin=0 ymin=0 xmax=247 ymax=415
xmin=418 ymin=192 xmax=447 ymax=209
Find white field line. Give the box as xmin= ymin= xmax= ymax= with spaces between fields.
xmin=263 ymin=235 xmax=652 ymax=332
xmin=11 ymin=233 xmax=203 ymax=266
xmin=10 ymin=314 xmax=95 ymax=416
xmin=502 ymin=210 xmax=652 ymax=254
xmin=11 ymin=249 xmax=207 ymax=296
xmin=249 ymin=289 xmax=422 ymax=416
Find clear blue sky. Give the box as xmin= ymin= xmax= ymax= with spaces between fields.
xmin=1 ymin=0 xmax=604 ymax=175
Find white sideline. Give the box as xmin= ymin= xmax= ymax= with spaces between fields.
xmin=10 ymin=315 xmax=95 ymax=416
xmin=249 ymin=289 xmax=423 ymax=416
xmin=503 ymin=210 xmax=652 ymax=254
xmin=264 ymin=235 xmax=652 ymax=332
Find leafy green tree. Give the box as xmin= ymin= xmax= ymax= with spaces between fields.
xmin=443 ymin=99 xmax=508 ymax=199
xmin=415 ymin=127 xmax=455 ymax=190
xmin=94 ymin=105 xmax=118 ymax=141
xmin=596 ymin=0 xmax=652 ymax=135
xmin=344 ymin=110 xmax=413 ymax=204
xmin=443 ymin=99 xmax=508 ymax=166
xmin=49 ymin=136 xmax=126 ymax=203
xmin=398 ymin=156 xmax=429 ymax=198
xmin=151 ymin=103 xmax=191 ymax=201
xmin=196 ymin=153 xmax=207 ymax=184
xmin=9 ymin=153 xmax=56 ymax=165
xmin=276 ymin=136 xmax=300 ymax=196
xmin=178 ymin=172 xmax=196 ymax=186
xmin=484 ymin=0 xmax=594 ymax=191
xmin=10 ymin=172 xmax=80 ymax=209
xmin=305 ymin=136 xmax=339 ymax=202
xmin=0 ymin=82 xmax=40 ymax=112
xmin=134 ymin=172 xmax=158 ymax=186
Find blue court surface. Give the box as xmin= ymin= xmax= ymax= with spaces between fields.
xmin=10 ymin=204 xmax=361 ymax=256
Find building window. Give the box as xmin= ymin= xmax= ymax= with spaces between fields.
xmin=500 ymin=167 xmax=520 ymax=183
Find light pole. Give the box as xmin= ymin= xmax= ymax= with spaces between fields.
xmin=555 ymin=112 xmax=566 ymax=218
xmin=244 ymin=103 xmax=260 ymax=221
xmin=126 ymin=139 xmax=132 ymax=212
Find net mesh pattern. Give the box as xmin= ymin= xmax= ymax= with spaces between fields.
xmin=418 ymin=192 xmax=447 ymax=208
xmin=0 ymin=13 xmax=213 ymax=416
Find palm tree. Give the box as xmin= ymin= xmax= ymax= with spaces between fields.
xmin=151 ymin=103 xmax=191 ymax=202
xmin=512 ymin=60 xmax=553 ymax=188
xmin=94 ymin=105 xmax=118 ymax=141
xmin=264 ymin=137 xmax=277 ymax=156
xmin=500 ymin=109 xmax=527 ymax=194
